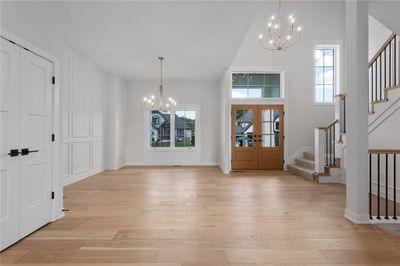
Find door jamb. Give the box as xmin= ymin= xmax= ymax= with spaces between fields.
xmin=0 ymin=28 xmax=63 ymax=222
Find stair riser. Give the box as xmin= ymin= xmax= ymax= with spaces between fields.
xmin=303 ymin=152 xmax=315 ymax=161
xmin=295 ymin=159 xmax=315 ymax=169
xmin=287 ymin=166 xmax=313 ymax=181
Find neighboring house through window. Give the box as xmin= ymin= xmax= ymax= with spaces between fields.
xmin=150 ymin=109 xmax=196 ymax=148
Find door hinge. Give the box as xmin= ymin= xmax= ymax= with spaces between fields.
xmin=283 ymin=159 xmax=285 ymax=163
xmin=51 ymin=191 xmax=55 ymax=199
xmin=52 ymin=76 xmax=55 ymax=85
xmin=283 ymin=135 xmax=285 ymax=140
xmin=51 ymin=134 xmax=55 ymax=142
xmin=283 ymin=111 xmax=285 ymax=115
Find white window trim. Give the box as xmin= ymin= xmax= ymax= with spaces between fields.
xmin=312 ymin=40 xmax=343 ymax=106
xmin=230 ymin=68 xmax=286 ymax=101
xmin=145 ymin=104 xmax=201 ymax=152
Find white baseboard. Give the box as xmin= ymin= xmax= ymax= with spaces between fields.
xmin=126 ymin=161 xmax=218 ymax=166
xmin=62 ymin=167 xmax=104 ymax=187
xmin=105 ymin=162 xmax=126 ymax=171
xmin=344 ymin=209 xmax=370 ymax=224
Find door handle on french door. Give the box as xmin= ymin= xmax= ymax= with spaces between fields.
xmin=21 ymin=148 xmax=39 ymax=156
xmin=8 ymin=149 xmax=20 ymax=157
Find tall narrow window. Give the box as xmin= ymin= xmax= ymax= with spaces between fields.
xmin=175 ymin=110 xmax=196 ymax=148
xmin=150 ymin=111 xmax=170 ymax=147
xmin=314 ymin=45 xmax=339 ymax=103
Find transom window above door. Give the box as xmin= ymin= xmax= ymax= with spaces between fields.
xmin=232 ymin=73 xmax=281 ymax=99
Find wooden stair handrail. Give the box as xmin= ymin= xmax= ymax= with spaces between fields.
xmin=368 ymin=33 xmax=396 ymax=67
xmin=317 ymin=119 xmax=339 ymax=130
xmin=369 ymin=149 xmax=400 ymax=154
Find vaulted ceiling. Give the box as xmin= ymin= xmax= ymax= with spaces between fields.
xmin=64 ymin=1 xmax=263 ymax=82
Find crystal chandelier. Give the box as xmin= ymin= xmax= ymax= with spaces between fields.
xmin=258 ymin=0 xmax=302 ymax=51
xmin=143 ymin=57 xmax=176 ymax=112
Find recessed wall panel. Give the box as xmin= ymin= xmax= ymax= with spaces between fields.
xmin=72 ymin=141 xmax=90 ymax=174
xmin=72 ymin=56 xmax=90 ymax=137
xmin=62 ymin=143 xmax=70 ymax=180
xmin=92 ymin=140 xmax=103 ymax=168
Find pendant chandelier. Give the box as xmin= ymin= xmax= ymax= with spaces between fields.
xmin=143 ymin=57 xmax=176 ymax=112
xmin=258 ymin=0 xmax=302 ymax=51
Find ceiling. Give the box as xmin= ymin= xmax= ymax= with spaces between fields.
xmin=64 ymin=1 xmax=264 ymax=82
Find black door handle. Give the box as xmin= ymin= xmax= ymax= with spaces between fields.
xmin=8 ymin=149 xmax=20 ymax=157
xmin=21 ymin=148 xmax=39 ymax=156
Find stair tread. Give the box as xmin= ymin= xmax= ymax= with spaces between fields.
xmin=297 ymin=158 xmax=315 ymax=163
xmin=287 ymin=164 xmax=314 ymax=173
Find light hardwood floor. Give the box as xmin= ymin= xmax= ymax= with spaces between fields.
xmin=1 ymin=166 xmax=400 ymax=265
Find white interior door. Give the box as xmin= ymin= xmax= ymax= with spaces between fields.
xmin=0 ymin=39 xmax=21 ymax=250
xmin=19 ymin=48 xmax=53 ymax=237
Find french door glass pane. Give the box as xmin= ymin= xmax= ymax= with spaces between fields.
xmin=235 ymin=109 xmax=253 ymax=147
xmin=261 ymin=109 xmax=281 ymax=147
xmin=262 ymin=109 xmax=271 ymax=121
xmin=272 ymin=110 xmax=280 ymax=134
xmin=272 ymin=134 xmax=280 ymax=147
xmin=262 ymin=134 xmax=271 ymax=147
xmin=262 ymin=122 xmax=271 ymax=134
xmin=151 ymin=111 xmax=170 ymax=147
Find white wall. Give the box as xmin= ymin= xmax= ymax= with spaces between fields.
xmin=369 ymin=1 xmax=400 ymax=36
xmin=105 ymin=75 xmax=127 ymax=170
xmin=369 ymin=16 xmax=392 ymax=61
xmin=126 ymin=80 xmax=219 ymax=165
xmin=224 ymin=1 xmax=344 ymax=164
xmin=0 ymin=1 xmax=64 ymax=59
xmin=61 ymin=47 xmax=106 ymax=186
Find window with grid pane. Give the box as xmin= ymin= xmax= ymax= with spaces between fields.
xmin=232 ymin=73 xmax=281 ymax=99
xmin=314 ymin=48 xmax=335 ymax=103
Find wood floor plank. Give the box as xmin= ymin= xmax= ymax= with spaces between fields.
xmin=1 ymin=166 xmax=399 ymax=264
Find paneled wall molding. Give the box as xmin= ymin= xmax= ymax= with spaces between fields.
xmin=61 ymin=47 xmax=106 ymax=186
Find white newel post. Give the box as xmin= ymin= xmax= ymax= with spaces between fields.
xmin=344 ymin=0 xmax=369 ymax=223
xmin=315 ymin=128 xmax=326 ymax=173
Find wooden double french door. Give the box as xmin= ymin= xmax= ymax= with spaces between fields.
xmin=231 ymin=105 xmax=284 ymax=170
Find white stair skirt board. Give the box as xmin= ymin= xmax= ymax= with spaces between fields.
xmin=369 ymin=87 xmax=400 ymax=134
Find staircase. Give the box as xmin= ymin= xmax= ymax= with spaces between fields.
xmin=287 ymin=151 xmax=315 ymax=180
